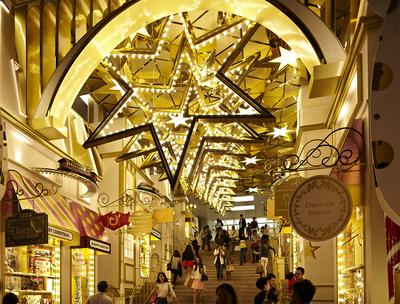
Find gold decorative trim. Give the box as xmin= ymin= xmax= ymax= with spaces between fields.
xmin=326 ymin=15 xmax=383 ymax=127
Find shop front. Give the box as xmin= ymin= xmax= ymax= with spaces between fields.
xmin=4 ymin=171 xmax=80 ymax=304
xmin=69 ymin=199 xmax=111 ymax=304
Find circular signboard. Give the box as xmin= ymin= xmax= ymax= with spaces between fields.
xmin=289 ymin=175 xmax=352 ymax=242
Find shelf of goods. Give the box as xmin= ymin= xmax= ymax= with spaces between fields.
xmin=5 ymin=242 xmax=60 ymax=304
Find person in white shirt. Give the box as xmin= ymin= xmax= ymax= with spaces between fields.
xmin=155 ymin=272 xmax=176 ymax=304
xmin=228 ymin=226 xmax=239 ymax=254
xmin=214 ymin=245 xmax=226 ymax=281
xmin=87 ymin=281 xmax=113 ymax=304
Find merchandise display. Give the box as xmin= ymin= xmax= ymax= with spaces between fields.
xmin=5 ymin=238 xmax=61 ymax=304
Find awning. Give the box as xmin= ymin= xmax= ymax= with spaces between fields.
xmin=8 ymin=171 xmax=80 ymax=245
xmin=68 ymin=199 xmax=111 ymax=254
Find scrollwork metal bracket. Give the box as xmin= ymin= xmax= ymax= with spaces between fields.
xmin=3 ymin=169 xmax=58 ymax=202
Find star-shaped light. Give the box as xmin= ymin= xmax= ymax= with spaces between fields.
xmin=238 ymin=107 xmax=258 ymax=115
xmin=247 ymin=186 xmax=259 ymax=193
xmin=242 ymin=156 xmax=260 ymax=166
xmin=168 ymin=115 xmax=190 ymax=128
xmin=270 ymin=47 xmax=298 ymax=71
xmin=269 ymin=125 xmax=293 ymax=141
xmin=304 ymin=241 xmax=321 ymax=259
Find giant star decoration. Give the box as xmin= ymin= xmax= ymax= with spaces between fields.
xmin=270 ymin=47 xmax=298 ymax=71
xmin=242 ymin=156 xmax=261 ymax=166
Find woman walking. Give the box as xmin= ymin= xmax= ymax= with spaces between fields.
xmin=182 ymin=244 xmax=195 ymax=275
xmin=191 ymin=256 xmax=206 ymax=304
xmin=170 ymin=250 xmax=182 ymax=286
xmin=155 ymin=272 xmax=176 ymax=304
xmin=214 ymin=244 xmax=226 ymax=281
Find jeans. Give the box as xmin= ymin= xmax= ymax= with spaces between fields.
xmin=215 ymin=262 xmax=224 ymax=279
xmin=240 ymin=248 xmax=246 ymax=264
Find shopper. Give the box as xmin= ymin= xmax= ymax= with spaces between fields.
xmin=290 ymin=279 xmax=316 ymax=304
xmin=286 ymin=272 xmax=296 ymax=296
xmin=238 ymin=214 xmax=246 ymax=239
xmin=192 ymin=232 xmax=200 ymax=256
xmin=155 ymin=272 xmax=177 ymax=304
xmin=170 ymin=250 xmax=182 ymax=286
xmin=250 ymin=230 xmax=261 ymax=263
xmin=182 ymin=244 xmax=195 ymax=274
xmin=294 ymin=266 xmax=305 ymax=281
xmin=239 ymin=238 xmax=247 ymax=265
xmin=254 ymin=273 xmax=279 ymax=304
xmin=216 ymin=283 xmax=238 ymax=304
xmin=205 ymin=225 xmax=212 ymax=251
xmin=3 ymin=293 xmax=19 ymax=304
xmin=229 ymin=225 xmax=239 ymax=254
xmin=259 ymin=240 xmax=276 ymax=277
xmin=214 ymin=244 xmax=226 ymax=281
xmin=191 ymin=256 xmax=206 ymax=304
xmin=87 ymin=281 xmax=113 ymax=304
xmin=250 ymin=217 xmax=259 ymax=231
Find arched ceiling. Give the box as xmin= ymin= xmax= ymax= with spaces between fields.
xmin=78 ymin=9 xmax=308 ymax=214
xmin=30 ymin=0 xmax=346 ymax=214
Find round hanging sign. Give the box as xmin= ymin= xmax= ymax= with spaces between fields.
xmin=289 ymin=175 xmax=352 ymax=242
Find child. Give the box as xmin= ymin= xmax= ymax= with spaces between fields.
xmin=239 ymin=239 xmax=247 ymax=265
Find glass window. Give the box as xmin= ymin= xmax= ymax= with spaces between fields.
xmin=124 ymin=234 xmax=134 ymax=259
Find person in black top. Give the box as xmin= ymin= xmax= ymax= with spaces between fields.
xmin=182 ymin=244 xmax=195 ymax=274
xmin=254 ymin=273 xmax=279 ymax=304
xmin=239 ymin=214 xmax=246 ymax=238
xmin=290 ymin=279 xmax=316 ymax=304
xmin=250 ymin=217 xmax=258 ymax=231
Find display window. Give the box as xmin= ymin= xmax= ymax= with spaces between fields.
xmin=139 ymin=234 xmax=151 ymax=278
xmin=71 ymin=248 xmax=95 ymax=304
xmin=4 ymin=237 xmax=61 ymax=304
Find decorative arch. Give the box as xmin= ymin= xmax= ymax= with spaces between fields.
xmin=32 ymin=0 xmax=346 ymax=138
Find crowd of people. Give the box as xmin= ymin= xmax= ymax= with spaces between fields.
xmin=149 ymin=216 xmax=316 ymax=304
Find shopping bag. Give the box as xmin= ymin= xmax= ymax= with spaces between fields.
xmin=150 ymin=294 xmax=158 ymax=304
xmin=226 ymin=264 xmax=234 ymax=272
xmin=255 ymin=264 xmax=264 ymax=274
xmin=184 ymin=275 xmax=194 ymax=287
xmin=167 ymin=283 xmax=176 ymax=303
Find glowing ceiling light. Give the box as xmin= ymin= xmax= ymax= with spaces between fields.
xmin=269 ymin=125 xmax=293 ymax=141
xmin=247 ymin=186 xmax=259 ymax=193
xmin=167 ymin=115 xmax=190 ymax=128
xmin=270 ymin=47 xmax=298 ymax=71
xmin=242 ymin=156 xmax=260 ymax=166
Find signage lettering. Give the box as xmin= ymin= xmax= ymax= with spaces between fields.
xmin=289 ymin=175 xmax=352 ymax=242
xmin=6 ymin=210 xmax=48 ymax=247
xmin=151 ymin=228 xmax=161 ymax=240
xmin=89 ymin=239 xmax=111 ymax=253
xmin=48 ymin=226 xmax=73 ymax=241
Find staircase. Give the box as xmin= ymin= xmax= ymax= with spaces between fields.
xmin=173 ymin=242 xmax=269 ymax=304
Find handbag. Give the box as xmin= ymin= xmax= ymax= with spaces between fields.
xmin=184 ymin=275 xmax=194 ymax=287
xmin=167 ymin=262 xmax=172 ymax=271
xmin=226 ymin=264 xmax=234 ymax=272
xmin=201 ymin=274 xmax=208 ymax=281
xmin=255 ymin=264 xmax=264 ymax=274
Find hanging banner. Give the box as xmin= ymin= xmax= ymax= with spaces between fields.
xmin=100 ymin=211 xmax=130 ymax=230
xmin=128 ymin=211 xmax=153 ymax=235
xmin=289 ymin=175 xmax=352 ymax=242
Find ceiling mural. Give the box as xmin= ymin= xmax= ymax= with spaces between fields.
xmin=76 ymin=10 xmax=308 ymax=214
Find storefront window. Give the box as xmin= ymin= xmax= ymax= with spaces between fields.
xmin=4 ymin=238 xmax=61 ymax=304
xmin=139 ymin=234 xmax=151 ymax=278
xmin=337 ymin=206 xmax=364 ymax=303
xmin=124 ymin=233 xmax=134 ymax=260
xmin=71 ymin=248 xmax=95 ymax=304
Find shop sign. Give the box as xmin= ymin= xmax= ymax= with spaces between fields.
xmin=6 ymin=209 xmax=48 ymax=247
xmin=289 ymin=175 xmax=352 ymax=242
xmin=151 ymin=228 xmax=161 ymax=240
xmin=48 ymin=225 xmax=73 ymax=241
xmin=88 ymin=238 xmax=111 ymax=254
xmin=0 ymin=116 xmax=8 ymax=200
xmin=153 ymin=208 xmax=174 ymax=223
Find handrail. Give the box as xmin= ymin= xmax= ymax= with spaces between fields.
xmin=143 ymin=287 xmax=157 ymax=304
